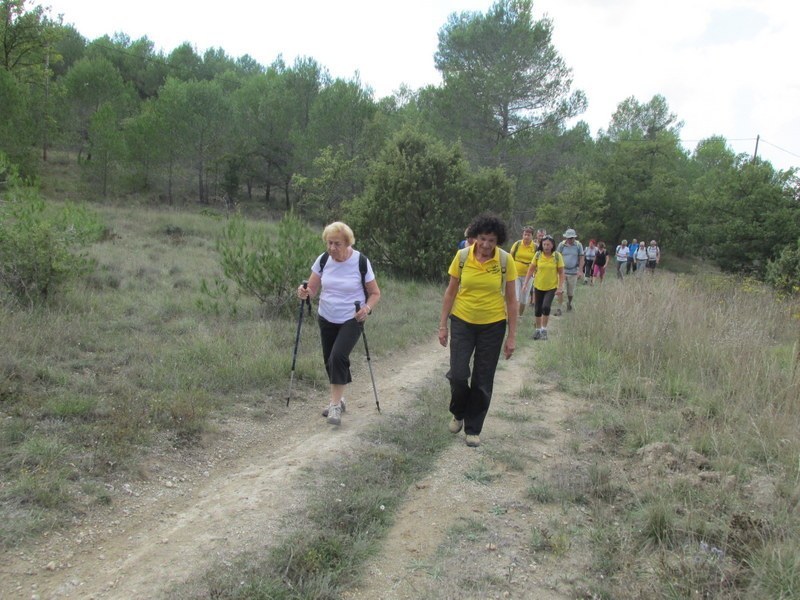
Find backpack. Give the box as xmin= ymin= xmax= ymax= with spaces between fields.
xmin=510 ymin=240 xmax=520 ymax=259
xmin=556 ymin=240 xmax=584 ymax=271
xmin=318 ymin=251 xmax=369 ymax=301
xmin=457 ymin=246 xmax=509 ymax=295
xmin=532 ymin=250 xmax=563 ymax=265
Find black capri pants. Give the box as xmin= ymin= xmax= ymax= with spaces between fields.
xmin=533 ymin=288 xmax=557 ymax=317
xmin=318 ymin=316 xmax=361 ymax=385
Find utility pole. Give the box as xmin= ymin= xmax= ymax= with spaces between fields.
xmin=752 ymin=134 xmax=760 ymax=163
xmin=43 ymin=48 xmax=50 ymax=161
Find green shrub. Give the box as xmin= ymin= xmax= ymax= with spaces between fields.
xmin=345 ymin=128 xmax=513 ymax=281
xmin=212 ymin=212 xmax=322 ymax=315
xmin=0 ymin=155 xmax=104 ymax=306
xmin=766 ymin=237 xmax=800 ymax=295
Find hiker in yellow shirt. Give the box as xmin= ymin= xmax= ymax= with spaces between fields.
xmin=522 ymin=235 xmax=564 ymax=341
xmin=438 ymin=213 xmax=518 ymax=448
xmin=509 ymin=226 xmax=537 ymax=318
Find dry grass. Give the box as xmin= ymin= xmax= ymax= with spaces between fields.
xmin=0 ymin=200 xmax=443 ymax=547
xmin=537 ymin=272 xmax=800 ymax=598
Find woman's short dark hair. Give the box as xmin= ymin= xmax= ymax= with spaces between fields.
xmin=466 ymin=213 xmax=508 ymax=246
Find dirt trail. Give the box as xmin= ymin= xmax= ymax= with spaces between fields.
xmin=344 ymin=332 xmax=590 ymax=599
xmin=0 ymin=342 xmax=445 ymax=599
xmin=1 ymin=323 xmax=590 ymax=599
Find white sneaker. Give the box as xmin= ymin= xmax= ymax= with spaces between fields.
xmin=326 ymin=403 xmax=342 ymax=425
xmin=322 ymin=398 xmax=346 ymax=417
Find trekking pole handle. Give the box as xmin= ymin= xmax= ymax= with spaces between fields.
xmin=302 ymin=280 xmax=311 ymax=314
xmin=354 ymin=301 xmax=364 ymax=322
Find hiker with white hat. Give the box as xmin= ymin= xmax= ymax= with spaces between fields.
xmin=555 ymin=228 xmax=584 ymax=315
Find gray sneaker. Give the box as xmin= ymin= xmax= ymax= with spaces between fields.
xmin=448 ymin=417 xmax=464 ymax=433
xmin=541 ymin=330 xmax=548 ymax=340
xmin=532 ymin=329 xmax=542 ymax=340
xmin=326 ymin=403 xmax=342 ymax=425
xmin=554 ymin=308 xmax=562 ymax=317
xmin=322 ymin=398 xmax=346 ymax=417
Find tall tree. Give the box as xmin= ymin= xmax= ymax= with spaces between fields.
xmin=434 ymin=0 xmax=586 ymax=149
xmin=346 ymin=128 xmax=513 ymax=280
xmin=153 ymin=77 xmax=232 ymax=203
xmin=232 ymin=64 xmax=297 ymax=205
xmin=605 ymin=94 xmax=683 ymax=141
xmin=1 ymin=0 xmax=56 ymax=76
xmin=86 ymin=33 xmax=167 ymax=99
xmin=595 ymin=95 xmax=690 ymax=245
xmin=0 ymin=67 xmax=35 ymax=169
xmin=62 ymin=56 xmax=133 ymax=162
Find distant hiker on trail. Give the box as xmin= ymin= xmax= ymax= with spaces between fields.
xmin=555 ymin=228 xmax=584 ymax=314
xmin=297 ymin=222 xmax=381 ymax=426
xmin=626 ymin=239 xmax=639 ymax=275
xmin=646 ymin=240 xmax=661 ymax=274
xmin=635 ymin=240 xmax=648 ymax=274
xmin=534 ymin=228 xmax=547 ymax=251
xmin=583 ymin=239 xmax=597 ymax=283
xmin=457 ymin=227 xmax=475 ymax=249
xmin=438 ymin=213 xmax=518 ymax=448
xmin=522 ymin=234 xmax=564 ymax=341
xmin=509 ymin=226 xmax=537 ymax=318
xmin=592 ymin=241 xmax=608 ymax=284
xmin=615 ymin=239 xmax=629 ymax=280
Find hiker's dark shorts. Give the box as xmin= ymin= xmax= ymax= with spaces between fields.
xmin=647 ymin=260 xmax=657 ymax=269
xmin=318 ymin=316 xmax=361 ymax=385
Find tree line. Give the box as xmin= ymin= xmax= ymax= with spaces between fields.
xmin=1 ymin=0 xmax=798 ymax=290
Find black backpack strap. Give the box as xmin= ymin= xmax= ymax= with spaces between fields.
xmin=359 ymin=252 xmax=368 ymax=302
xmin=319 ymin=251 xmax=368 ymax=301
xmin=317 ymin=252 xmax=329 ymax=275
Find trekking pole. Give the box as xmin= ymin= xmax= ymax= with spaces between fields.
xmin=354 ymin=301 xmax=380 ymax=413
xmin=287 ymin=281 xmax=311 ymax=406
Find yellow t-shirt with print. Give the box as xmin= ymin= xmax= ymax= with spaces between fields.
xmin=531 ymin=251 xmax=564 ymax=291
xmin=447 ymin=245 xmax=517 ymax=325
xmin=510 ymin=240 xmax=536 ymax=276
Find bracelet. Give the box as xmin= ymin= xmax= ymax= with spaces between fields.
xmin=438 ymin=326 xmax=447 ymax=330
xmin=365 ymin=304 xmax=372 ymax=315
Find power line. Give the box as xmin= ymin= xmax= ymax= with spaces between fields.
xmin=759 ymin=138 xmax=800 ymax=160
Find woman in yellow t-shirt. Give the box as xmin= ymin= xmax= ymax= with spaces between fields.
xmin=522 ymin=235 xmax=564 ymax=341
xmin=438 ymin=214 xmax=518 ymax=448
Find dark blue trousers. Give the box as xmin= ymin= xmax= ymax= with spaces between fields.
xmin=447 ymin=315 xmax=506 ymax=435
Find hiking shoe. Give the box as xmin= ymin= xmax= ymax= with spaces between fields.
xmin=465 ymin=435 xmax=481 ymax=447
xmin=554 ymin=308 xmax=562 ymax=317
xmin=326 ymin=403 xmax=342 ymax=425
xmin=541 ymin=330 xmax=548 ymax=340
xmin=532 ymin=329 xmax=542 ymax=340
xmin=567 ymin=302 xmax=573 ymax=311
xmin=448 ymin=417 xmax=464 ymax=434
xmin=322 ymin=398 xmax=346 ymax=417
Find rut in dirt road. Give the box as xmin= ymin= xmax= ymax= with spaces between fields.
xmin=0 ymin=342 xmax=447 ymax=600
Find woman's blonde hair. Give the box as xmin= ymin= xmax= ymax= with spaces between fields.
xmin=322 ymin=222 xmax=355 ymax=246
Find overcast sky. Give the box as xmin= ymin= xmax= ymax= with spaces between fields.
xmin=40 ymin=0 xmax=800 ymax=171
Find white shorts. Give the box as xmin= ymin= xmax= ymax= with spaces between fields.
xmin=515 ymin=276 xmax=532 ymax=303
